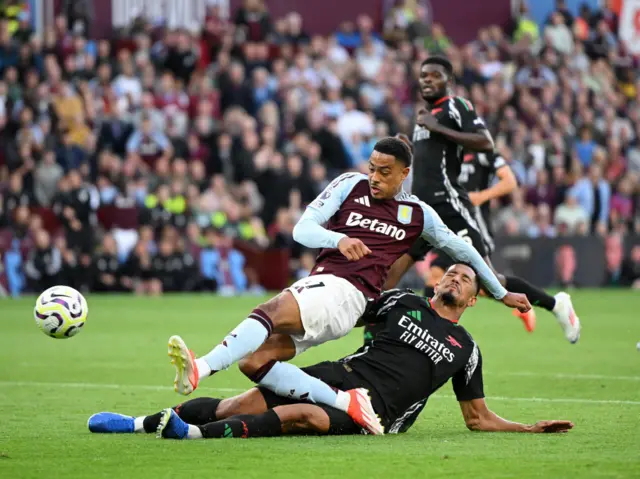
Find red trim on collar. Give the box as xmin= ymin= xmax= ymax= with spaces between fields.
xmin=433 ymin=95 xmax=452 ymax=106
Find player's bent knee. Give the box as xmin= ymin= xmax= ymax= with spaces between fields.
xmin=238 ymin=354 xmax=263 ymax=378
xmin=216 ymin=389 xmax=268 ymax=419
xmin=255 ymin=291 xmax=303 ymax=335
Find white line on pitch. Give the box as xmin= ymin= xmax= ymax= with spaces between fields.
xmin=2 ymin=380 xmax=640 ymax=406
xmin=1 ymin=380 xmax=243 ymax=394
xmin=486 ymin=371 xmax=640 ymax=381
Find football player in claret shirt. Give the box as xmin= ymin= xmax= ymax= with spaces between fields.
xmin=89 ymin=264 xmax=573 ymax=439
xmin=163 ymin=136 xmax=530 ymax=435
xmin=385 ymin=56 xmax=580 ymax=344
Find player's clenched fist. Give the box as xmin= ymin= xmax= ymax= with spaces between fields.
xmin=501 ymin=292 xmax=531 ymax=313
xmin=338 ymin=237 xmax=371 ymax=261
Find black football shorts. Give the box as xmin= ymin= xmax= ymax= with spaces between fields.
xmin=257 ymin=361 xmax=381 ymax=436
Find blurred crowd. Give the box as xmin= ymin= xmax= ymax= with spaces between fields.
xmin=0 ymin=0 xmax=639 ymax=295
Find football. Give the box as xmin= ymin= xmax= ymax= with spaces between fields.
xmin=34 ymin=286 xmax=88 ymax=339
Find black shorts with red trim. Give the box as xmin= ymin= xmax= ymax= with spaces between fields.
xmin=257 ymin=361 xmax=382 ymax=436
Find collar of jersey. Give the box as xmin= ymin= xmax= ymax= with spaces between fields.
xmin=432 ymin=95 xmax=453 ymax=107
xmin=427 ymin=297 xmax=459 ymax=324
xmin=393 ymin=189 xmax=409 ymax=201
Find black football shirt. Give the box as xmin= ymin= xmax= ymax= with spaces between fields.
xmin=343 ymin=290 xmax=485 ymax=433
xmin=411 ymin=96 xmax=487 ymax=207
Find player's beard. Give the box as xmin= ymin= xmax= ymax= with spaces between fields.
xmin=421 ymin=87 xmax=447 ymax=104
xmin=440 ymin=291 xmax=459 ymax=307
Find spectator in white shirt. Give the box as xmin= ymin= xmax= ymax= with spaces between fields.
xmin=545 ymin=12 xmax=574 ymax=56
xmin=336 ymin=97 xmax=374 ymax=143
xmin=112 ymin=60 xmax=142 ymax=109
xmin=554 ymin=193 xmax=589 ymax=235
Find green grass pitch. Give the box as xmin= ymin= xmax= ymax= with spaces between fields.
xmin=1 ymin=290 xmax=640 ymax=478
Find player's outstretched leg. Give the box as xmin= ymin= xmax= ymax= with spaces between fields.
xmin=88 ymin=397 xmax=224 ymax=434
xmin=158 ymin=402 xmax=371 ymax=440
xmin=504 ymin=276 xmax=580 ymax=343
xmin=157 ymin=408 xmax=285 ymax=440
xmin=168 ymin=291 xmax=310 ymax=395
xmin=238 ymin=336 xmax=384 ymax=435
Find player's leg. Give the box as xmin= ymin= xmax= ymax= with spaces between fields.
xmin=169 ymin=288 xmax=306 ymax=395
xmin=479 ymin=249 xmax=579 ymax=341
xmin=88 ymin=397 xmax=224 ymax=434
xmin=157 ymin=403 xmax=362 ymax=439
xmin=88 ymin=389 xmax=272 ymax=434
xmin=238 ymin=336 xmax=383 ymax=434
xmin=238 ymin=333 xmax=346 ymax=409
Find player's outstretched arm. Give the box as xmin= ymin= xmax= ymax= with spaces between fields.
xmin=458 ymin=398 xmax=574 ymax=433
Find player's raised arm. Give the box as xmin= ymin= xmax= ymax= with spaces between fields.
xmin=417 ymin=202 xmax=531 ymax=311
xmin=292 ymin=173 xmax=371 ymax=260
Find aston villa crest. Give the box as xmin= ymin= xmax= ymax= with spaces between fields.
xmin=397 ymin=205 xmax=413 ymax=225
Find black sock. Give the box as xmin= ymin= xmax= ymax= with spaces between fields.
xmin=142 ymin=397 xmax=222 ymax=433
xmin=174 ymin=397 xmax=221 ymax=425
xmin=423 ymin=286 xmax=435 ymax=298
xmin=199 ymin=410 xmax=282 ymax=439
xmin=505 ymin=276 xmax=556 ymax=311
xmin=143 ymin=412 xmax=165 ymax=433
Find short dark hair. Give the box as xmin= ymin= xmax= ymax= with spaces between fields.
xmin=373 ymin=136 xmax=412 ymax=167
xmin=421 ymin=56 xmax=453 ymax=77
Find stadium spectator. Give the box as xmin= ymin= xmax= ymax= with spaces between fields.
xmin=0 ymin=1 xmax=639 ymax=295
xmin=126 ymin=115 xmax=173 ymax=170
xmin=569 ymin=164 xmax=611 ymax=235
xmin=200 ymin=227 xmax=247 ymax=295
xmin=93 ymin=233 xmax=131 ymax=293
xmin=24 ymin=229 xmax=62 ymax=291
xmin=34 ymin=150 xmax=64 ymax=206
xmin=554 ymin=193 xmax=589 ymax=236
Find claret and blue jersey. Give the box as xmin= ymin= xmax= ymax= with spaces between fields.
xmin=292 ymin=172 xmax=506 ymax=299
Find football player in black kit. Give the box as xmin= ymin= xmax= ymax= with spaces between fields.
xmin=88 ymin=263 xmax=573 ymax=438
xmin=383 ymin=56 xmax=581 ymax=344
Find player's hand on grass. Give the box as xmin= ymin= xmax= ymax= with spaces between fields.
xmin=338 ymin=237 xmax=371 ymax=261
xmin=501 ymin=292 xmax=531 ymax=313
xmin=416 ymin=108 xmax=439 ymax=131
xmin=529 ymin=420 xmax=574 ymax=433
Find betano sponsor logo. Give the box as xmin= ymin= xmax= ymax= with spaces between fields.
xmin=345 ymin=212 xmax=407 ymax=240
xmin=398 ymin=315 xmax=454 ymax=364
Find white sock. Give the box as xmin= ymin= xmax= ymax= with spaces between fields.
xmin=195 ymin=358 xmax=212 ymax=380
xmin=187 ymin=424 xmax=203 ymax=439
xmin=134 ymin=416 xmax=145 ymax=433
xmin=259 ymin=361 xmax=351 ymax=412
xmin=202 ymin=317 xmax=270 ymax=372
